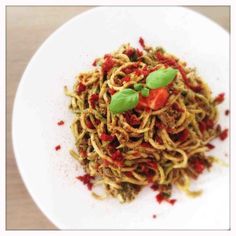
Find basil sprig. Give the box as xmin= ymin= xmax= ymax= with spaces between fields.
xmin=146 ymin=68 xmax=178 ymax=89
xmin=109 ymin=68 xmax=177 ymax=114
xmin=109 ymin=89 xmax=139 ymax=114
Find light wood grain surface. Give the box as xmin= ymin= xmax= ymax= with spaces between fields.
xmin=7 ymin=6 xmax=229 ymax=230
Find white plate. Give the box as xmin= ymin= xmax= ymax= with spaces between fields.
xmin=12 ymin=7 xmax=230 ymax=230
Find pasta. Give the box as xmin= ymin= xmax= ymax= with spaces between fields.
xmin=65 ymin=38 xmax=224 ymax=203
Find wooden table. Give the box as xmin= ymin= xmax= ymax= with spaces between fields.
xmin=6 ymin=6 xmax=229 ymax=230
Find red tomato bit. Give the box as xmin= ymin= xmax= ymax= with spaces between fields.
xmin=172 ymin=103 xmax=184 ymax=112
xmin=141 ymin=142 xmax=152 ymax=148
xmin=124 ymin=48 xmax=134 ymax=57
xmin=111 ymin=150 xmax=123 ymax=160
xmin=136 ymin=48 xmax=143 ymax=57
xmin=76 ymin=82 xmax=86 ymax=94
xmin=151 ymin=184 xmax=159 ymax=191
xmin=100 ymin=133 xmax=115 ymax=142
xmin=225 ymin=109 xmax=230 ymax=116
xmin=79 ymin=149 xmax=87 ymax=158
xmin=102 ymin=54 xmax=115 ymax=74
xmin=178 ymin=129 xmax=189 ymax=142
xmin=193 ymin=160 xmax=205 ymax=173
xmin=206 ymin=143 xmax=215 ymax=150
xmin=139 ymin=37 xmax=145 ymax=48
xmin=155 ymin=192 xmax=176 ymax=205
xmin=155 ymin=193 xmax=165 ymax=204
xmin=57 ymin=120 xmax=64 ymax=126
xmin=76 ymin=174 xmax=95 ymax=190
xmin=55 ymin=145 xmax=61 ymax=151
xmin=219 ymin=129 xmax=228 ymax=141
xmin=125 ymin=111 xmax=140 ymax=126
xmin=92 ymin=58 xmax=98 ymax=66
xmin=125 ymin=172 xmax=133 ymax=177
xmin=121 ymin=76 xmax=131 ymax=84
xmin=89 ymin=94 xmax=99 ymax=109
xmin=136 ymin=88 xmax=169 ymax=111
xmin=108 ymin=88 xmax=116 ymax=95
xmin=214 ymin=93 xmax=225 ymax=104
xmin=166 ymin=199 xmax=177 ymax=205
xmin=86 ymin=119 xmax=95 ymax=129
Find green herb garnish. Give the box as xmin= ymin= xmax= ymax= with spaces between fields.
xmin=109 ymin=89 xmax=139 ymax=114
xmin=146 ymin=68 xmax=178 ymax=89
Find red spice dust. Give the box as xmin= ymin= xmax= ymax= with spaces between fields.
xmin=57 ymin=120 xmax=64 ymax=126
xmin=55 ymin=145 xmax=61 ymax=151
xmin=76 ymin=174 xmax=95 ymax=190
xmin=139 ymin=37 xmax=145 ymax=48
xmin=219 ymin=129 xmax=228 ymax=141
xmin=225 ymin=109 xmax=230 ymax=116
xmin=214 ymin=93 xmax=225 ymax=104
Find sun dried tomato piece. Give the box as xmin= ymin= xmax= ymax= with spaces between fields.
xmin=76 ymin=82 xmax=86 ymax=94
xmin=86 ymin=119 xmax=95 ymax=129
xmin=100 ymin=133 xmax=115 ymax=142
xmin=55 ymin=145 xmax=61 ymax=151
xmin=206 ymin=143 xmax=215 ymax=150
xmin=219 ymin=129 xmax=228 ymax=141
xmin=89 ymin=94 xmax=99 ymax=108
xmin=178 ymin=129 xmax=189 ymax=142
xmin=139 ymin=37 xmax=145 ymax=48
xmin=214 ymin=93 xmax=225 ymax=104
xmin=102 ymin=54 xmax=115 ymax=74
xmin=57 ymin=120 xmax=64 ymax=126
xmin=76 ymin=174 xmax=95 ymax=190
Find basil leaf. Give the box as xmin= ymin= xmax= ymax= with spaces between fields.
xmin=109 ymin=89 xmax=139 ymax=114
xmin=146 ymin=68 xmax=178 ymax=89
xmin=141 ymin=87 xmax=149 ymax=97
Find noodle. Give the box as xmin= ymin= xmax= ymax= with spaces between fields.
xmin=66 ymin=40 xmax=222 ymax=203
